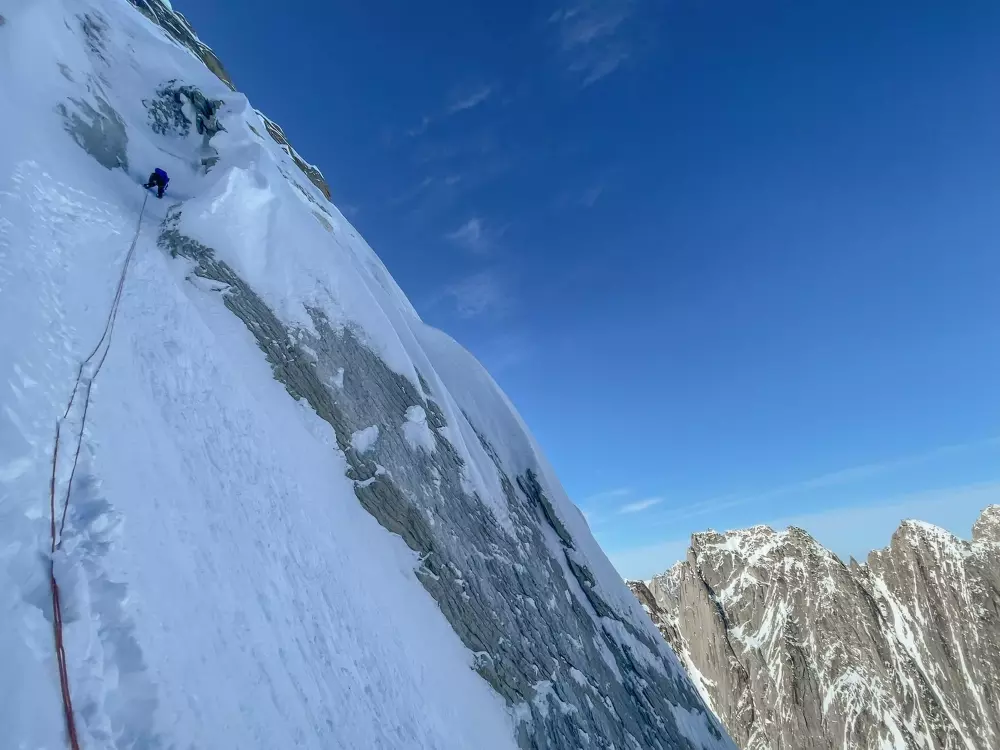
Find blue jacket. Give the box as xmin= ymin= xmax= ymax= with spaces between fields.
xmin=154 ymin=168 xmax=169 ymax=184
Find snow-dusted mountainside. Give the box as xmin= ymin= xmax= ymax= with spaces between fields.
xmin=629 ymin=505 xmax=1000 ymax=750
xmin=0 ymin=0 xmax=734 ymax=748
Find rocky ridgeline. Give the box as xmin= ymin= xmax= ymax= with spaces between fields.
xmin=629 ymin=505 xmax=1000 ymax=750
xmin=127 ymin=0 xmax=332 ymax=199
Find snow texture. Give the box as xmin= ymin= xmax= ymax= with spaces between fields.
xmin=351 ymin=424 xmax=380 ymax=454
xmin=0 ymin=1 xmax=732 ymax=748
xmin=401 ymin=405 xmax=436 ymax=453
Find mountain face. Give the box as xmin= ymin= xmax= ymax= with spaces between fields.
xmin=630 ymin=505 xmax=1000 ymax=750
xmin=0 ymin=1 xmax=732 ymax=748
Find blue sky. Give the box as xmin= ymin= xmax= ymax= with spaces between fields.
xmin=176 ymin=0 xmax=1000 ymax=579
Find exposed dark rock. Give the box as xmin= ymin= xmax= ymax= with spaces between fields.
xmin=972 ymin=504 xmax=1000 ymax=543
xmin=126 ymin=0 xmax=330 ymax=198
xmin=56 ymin=94 xmax=129 ymax=171
xmin=634 ymin=509 xmax=1000 ymax=749
xmin=143 ymin=80 xmax=224 ymax=169
xmin=79 ymin=12 xmax=110 ymax=64
xmin=144 ymin=80 xmax=223 ymax=139
xmin=126 ymin=0 xmax=332 ymax=199
xmin=257 ymin=113 xmax=332 ymax=200
xmin=156 ymin=206 xmax=730 ymax=749
xmin=127 ymin=0 xmax=234 ymax=89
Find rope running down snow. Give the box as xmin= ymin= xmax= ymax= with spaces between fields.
xmin=47 ymin=190 xmax=150 ymax=750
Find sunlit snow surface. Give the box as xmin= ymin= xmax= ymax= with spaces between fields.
xmin=0 ymin=0 xmax=733 ymax=748
xmin=0 ymin=2 xmax=519 ymax=747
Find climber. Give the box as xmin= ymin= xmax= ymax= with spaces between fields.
xmin=144 ymin=167 xmax=169 ymax=198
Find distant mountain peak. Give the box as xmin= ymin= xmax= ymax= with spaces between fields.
xmin=634 ymin=506 xmax=1000 ymax=749
xmin=972 ymin=504 xmax=1000 ymax=543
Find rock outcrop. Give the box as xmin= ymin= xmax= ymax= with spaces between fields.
xmin=632 ymin=506 xmax=1000 ymax=750
xmin=127 ymin=0 xmax=333 ymax=199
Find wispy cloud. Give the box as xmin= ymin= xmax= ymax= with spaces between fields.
xmin=619 ymin=497 xmax=663 ymax=514
xmin=445 ymin=216 xmax=507 ymax=255
xmin=663 ymin=436 xmax=1000 ymax=524
xmin=606 ymin=480 xmax=1000 ymax=581
xmin=580 ymin=183 xmax=604 ymax=207
xmin=389 ymin=131 xmax=508 ymax=225
xmin=446 ymin=217 xmax=489 ymax=253
xmin=553 ymin=179 xmax=612 ymax=212
xmin=443 ymin=271 xmax=510 ymax=318
xmin=404 ymin=84 xmax=496 ymax=141
xmin=447 ymin=85 xmax=494 ymax=114
xmin=412 ymin=127 xmax=501 ymax=166
xmin=765 ymin=481 xmax=1000 ymax=558
xmin=388 ymin=176 xmax=437 ymax=207
xmin=584 ymin=487 xmax=632 ymax=503
xmin=549 ymin=0 xmax=637 ymax=86
xmin=550 ymin=3 xmax=628 ymax=47
xmin=577 ymin=50 xmax=630 ymax=87
xmin=406 ymin=116 xmax=432 ymax=138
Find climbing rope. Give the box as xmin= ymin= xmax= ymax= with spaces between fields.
xmin=47 ymin=190 xmax=149 ymax=750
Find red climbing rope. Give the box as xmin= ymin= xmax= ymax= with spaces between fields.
xmin=47 ymin=191 xmax=149 ymax=749
xmin=49 ymin=562 xmax=80 ymax=750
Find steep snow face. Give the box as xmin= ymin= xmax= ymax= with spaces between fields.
xmin=633 ymin=508 xmax=1000 ymax=750
xmin=0 ymin=1 xmax=733 ymax=748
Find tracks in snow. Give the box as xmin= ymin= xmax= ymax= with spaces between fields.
xmin=0 ymin=161 xmax=164 ymax=748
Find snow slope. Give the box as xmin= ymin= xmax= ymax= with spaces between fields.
xmin=0 ymin=0 xmax=733 ymax=748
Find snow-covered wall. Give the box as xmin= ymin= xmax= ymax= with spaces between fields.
xmin=0 ymin=0 xmax=734 ymax=747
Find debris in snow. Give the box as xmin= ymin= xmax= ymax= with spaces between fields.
xmin=401 ymin=405 xmax=437 ymax=453
xmin=350 ymin=424 xmax=379 ymax=454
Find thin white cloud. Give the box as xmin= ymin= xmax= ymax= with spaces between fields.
xmin=446 ymin=216 xmax=508 ymax=255
xmin=388 ymin=176 xmax=436 ymax=207
xmin=619 ymin=497 xmax=663 ymax=514
xmin=578 ymin=49 xmax=629 ymax=86
xmin=447 ymin=85 xmax=494 ymax=114
xmin=580 ymin=183 xmax=604 ymax=207
xmin=551 ymin=2 xmax=628 ymax=48
xmin=605 ymin=480 xmax=1000 ymax=581
xmin=549 ymin=0 xmax=636 ymax=86
xmin=404 ymin=84 xmax=495 ymax=140
xmin=584 ymin=487 xmax=632 ymax=503
xmin=666 ymin=436 xmax=1000 ymax=523
xmin=406 ymin=116 xmax=432 ymax=138
xmin=446 ymin=217 xmax=488 ymax=253
xmin=764 ymin=481 xmax=1000 ymax=562
xmin=443 ymin=271 xmax=509 ymax=318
